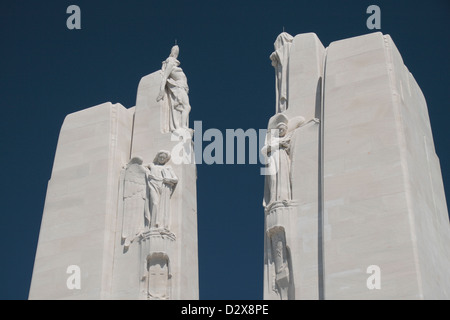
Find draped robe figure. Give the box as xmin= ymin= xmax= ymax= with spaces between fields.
xmin=121 ymin=156 xmax=150 ymax=248
xmin=262 ymin=114 xmax=306 ymax=208
xmin=270 ymin=32 xmax=294 ymax=113
xmin=147 ymin=151 xmax=178 ymax=231
xmin=157 ymin=45 xmax=191 ymax=132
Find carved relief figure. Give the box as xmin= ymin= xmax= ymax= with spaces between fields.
xmin=146 ymin=253 xmax=171 ymax=300
xmin=262 ymin=114 xmax=305 ymax=208
xmin=262 ymin=114 xmax=292 ymax=207
xmin=147 ymin=150 xmax=178 ymax=232
xmin=270 ymin=32 xmax=294 ymax=113
xmin=121 ymin=156 xmax=150 ymax=248
xmin=262 ymin=114 xmax=318 ymax=208
xmin=157 ymin=45 xmax=191 ymax=132
xmin=268 ymin=227 xmax=292 ymax=300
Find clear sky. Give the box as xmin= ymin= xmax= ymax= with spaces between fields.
xmin=0 ymin=0 xmax=448 ymax=300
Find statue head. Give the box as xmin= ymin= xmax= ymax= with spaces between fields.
xmin=276 ymin=123 xmax=288 ymax=137
xmin=268 ymin=113 xmax=289 ymax=137
xmin=170 ymin=45 xmax=179 ymax=58
xmin=128 ymin=156 xmax=144 ymax=165
xmin=273 ymin=32 xmax=294 ymax=51
xmin=154 ymin=150 xmax=171 ymax=165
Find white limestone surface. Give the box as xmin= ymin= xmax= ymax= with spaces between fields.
xmin=323 ymin=32 xmax=450 ymax=299
xmin=29 ymin=102 xmax=134 ymax=299
xmin=264 ymin=31 xmax=449 ymax=300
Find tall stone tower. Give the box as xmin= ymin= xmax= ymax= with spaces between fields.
xmin=29 ymin=46 xmax=198 ymax=300
xmin=262 ymin=32 xmax=450 ymax=300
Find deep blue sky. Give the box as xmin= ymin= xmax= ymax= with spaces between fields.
xmin=0 ymin=0 xmax=448 ymax=300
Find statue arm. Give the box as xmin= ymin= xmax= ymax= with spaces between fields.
xmin=157 ymin=60 xmax=175 ymax=101
xmin=269 ymin=51 xmax=279 ymax=67
xmin=261 ymin=144 xmax=271 ymax=157
xmin=164 ymin=178 xmax=178 ymax=188
xmin=145 ymin=164 xmax=163 ymax=182
xmin=280 ymin=138 xmax=291 ymax=154
xmin=147 ymin=172 xmax=163 ymax=181
xmin=163 ymin=167 xmax=178 ymax=185
xmin=163 ymin=167 xmax=178 ymax=197
xmin=262 ymin=135 xmax=291 ymax=157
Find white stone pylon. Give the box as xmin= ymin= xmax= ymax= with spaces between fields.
xmin=263 ymin=32 xmax=450 ymax=300
xmin=29 ymin=46 xmax=198 ymax=300
xmin=263 ymin=32 xmax=325 ymax=300
xmin=28 ymin=102 xmax=134 ymax=299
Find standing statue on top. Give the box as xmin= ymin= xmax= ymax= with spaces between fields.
xmin=157 ymin=45 xmax=192 ymax=132
xmin=270 ymin=32 xmax=294 ymax=113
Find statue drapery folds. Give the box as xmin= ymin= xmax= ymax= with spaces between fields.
xmin=157 ymin=45 xmax=192 ymax=132
xmin=270 ymin=32 xmax=294 ymax=113
xmin=120 ymin=151 xmax=178 ymax=248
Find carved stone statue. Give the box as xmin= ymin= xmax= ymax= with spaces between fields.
xmin=268 ymin=227 xmax=292 ymax=300
xmin=262 ymin=114 xmax=317 ymax=209
xmin=147 ymin=150 xmax=178 ymax=232
xmin=157 ymin=45 xmax=192 ymax=132
xmin=262 ymin=114 xmax=292 ymax=207
xmin=121 ymin=156 xmax=150 ymax=248
xmin=270 ymin=32 xmax=294 ymax=113
xmin=146 ymin=253 xmax=171 ymax=300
